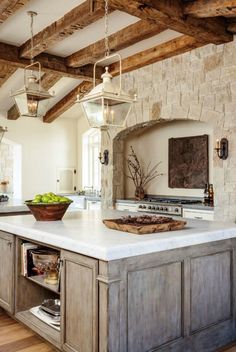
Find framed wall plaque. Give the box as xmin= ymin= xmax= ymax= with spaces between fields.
xmin=168 ymin=134 xmax=209 ymax=189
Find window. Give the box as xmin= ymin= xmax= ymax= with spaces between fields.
xmin=82 ymin=129 xmax=101 ymax=191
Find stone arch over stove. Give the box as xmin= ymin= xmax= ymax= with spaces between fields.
xmin=101 ymin=39 xmax=236 ymax=222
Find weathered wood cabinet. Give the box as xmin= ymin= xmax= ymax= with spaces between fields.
xmin=0 ymin=231 xmax=15 ymax=313
xmin=0 ymin=230 xmax=236 ymax=352
xmin=61 ymin=250 xmax=98 ymax=352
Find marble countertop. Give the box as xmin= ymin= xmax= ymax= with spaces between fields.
xmin=0 ymin=210 xmax=234 ymax=261
xmin=0 ymin=199 xmax=29 ymax=213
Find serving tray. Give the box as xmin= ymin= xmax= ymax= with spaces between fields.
xmin=103 ymin=215 xmax=186 ymax=235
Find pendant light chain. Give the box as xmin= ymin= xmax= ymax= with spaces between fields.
xmin=104 ymin=0 xmax=110 ymax=57
xmin=30 ymin=12 xmax=34 ymax=65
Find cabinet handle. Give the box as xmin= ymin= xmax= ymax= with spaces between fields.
xmin=7 ymin=242 xmax=12 ymax=249
xmin=194 ymin=216 xmax=203 ymax=219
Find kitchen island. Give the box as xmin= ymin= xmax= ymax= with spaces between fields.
xmin=0 ymin=210 xmax=236 ymax=352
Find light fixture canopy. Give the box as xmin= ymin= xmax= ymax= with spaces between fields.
xmin=77 ymin=54 xmax=136 ymax=128
xmin=76 ymin=0 xmax=137 ymax=128
xmin=11 ymin=11 xmax=53 ymax=118
xmin=0 ymin=126 xmax=7 ymax=144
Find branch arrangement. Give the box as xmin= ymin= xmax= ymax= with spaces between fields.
xmin=125 ymin=146 xmax=163 ymax=189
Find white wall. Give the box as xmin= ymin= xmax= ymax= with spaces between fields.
xmin=124 ymin=120 xmax=213 ymax=198
xmin=77 ymin=115 xmax=90 ymax=190
xmin=0 ymin=115 xmax=77 ymax=199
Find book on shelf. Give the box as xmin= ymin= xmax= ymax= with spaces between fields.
xmin=21 ymin=243 xmax=39 ymax=276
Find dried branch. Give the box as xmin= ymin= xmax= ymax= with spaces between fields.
xmin=125 ymin=146 xmax=163 ymax=191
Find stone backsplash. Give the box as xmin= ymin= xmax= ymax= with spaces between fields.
xmin=101 ymin=37 xmax=236 ymax=222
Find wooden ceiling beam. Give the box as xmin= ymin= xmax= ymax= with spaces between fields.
xmin=43 ymin=81 xmax=93 ymax=123
xmin=7 ymin=73 xmax=61 ymax=120
xmin=108 ymin=0 xmax=232 ymax=44
xmin=109 ymin=35 xmax=204 ymax=76
xmin=66 ymin=20 xmax=166 ymax=68
xmin=184 ymin=0 xmax=236 ymax=18
xmin=19 ymin=0 xmax=108 ymax=59
xmin=0 ymin=64 xmax=17 ymax=87
xmin=0 ymin=0 xmax=30 ymax=24
xmin=0 ymin=42 xmax=98 ymax=80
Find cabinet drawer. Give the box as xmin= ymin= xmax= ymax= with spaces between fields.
xmin=183 ymin=209 xmax=214 ymax=221
xmin=116 ymin=203 xmax=137 ymax=212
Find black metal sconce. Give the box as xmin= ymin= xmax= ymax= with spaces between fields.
xmin=215 ymin=138 xmax=229 ymax=160
xmin=98 ymin=150 xmax=109 ymax=165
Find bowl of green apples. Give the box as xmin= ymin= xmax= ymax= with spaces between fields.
xmin=25 ymin=193 xmax=73 ymax=221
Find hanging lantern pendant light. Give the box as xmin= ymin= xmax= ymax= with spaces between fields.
xmin=77 ymin=0 xmax=137 ymax=128
xmin=11 ymin=11 xmax=53 ymax=118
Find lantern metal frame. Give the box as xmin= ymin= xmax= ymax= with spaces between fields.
xmin=77 ymin=53 xmax=137 ymax=128
xmin=11 ymin=11 xmax=53 ymax=118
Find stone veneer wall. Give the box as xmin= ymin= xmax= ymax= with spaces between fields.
xmin=101 ymin=37 xmax=236 ymax=222
xmin=0 ymin=142 xmax=13 ymax=194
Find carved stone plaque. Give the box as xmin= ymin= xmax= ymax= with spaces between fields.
xmin=168 ymin=134 xmax=209 ymax=189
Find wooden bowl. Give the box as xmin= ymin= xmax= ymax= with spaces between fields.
xmin=25 ymin=201 xmax=72 ymax=221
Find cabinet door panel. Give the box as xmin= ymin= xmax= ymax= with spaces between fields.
xmin=61 ymin=251 xmax=98 ymax=352
xmin=0 ymin=231 xmax=15 ymax=313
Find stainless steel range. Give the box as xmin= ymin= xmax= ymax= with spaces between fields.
xmin=136 ymin=197 xmax=202 ymax=216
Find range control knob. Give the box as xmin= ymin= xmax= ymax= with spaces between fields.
xmin=143 ymin=205 xmax=146 ymax=209
xmin=152 ymin=206 xmax=156 ymax=210
xmin=175 ymin=208 xmax=179 ymax=212
xmin=160 ymin=207 xmax=163 ymax=211
xmin=164 ymin=207 xmax=168 ymax=211
xmin=156 ymin=206 xmax=160 ymax=210
xmin=148 ymin=206 xmax=152 ymax=210
xmin=138 ymin=205 xmax=143 ymax=208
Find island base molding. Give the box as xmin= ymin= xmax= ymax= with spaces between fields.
xmin=0 ymin=230 xmax=235 ymax=352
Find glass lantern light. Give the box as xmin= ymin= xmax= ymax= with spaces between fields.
xmin=11 ymin=11 xmax=53 ymax=118
xmin=11 ymin=62 xmax=53 ymax=118
xmin=77 ymin=53 xmax=137 ymax=128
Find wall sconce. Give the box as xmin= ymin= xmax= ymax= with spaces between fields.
xmin=215 ymin=138 xmax=229 ymax=160
xmin=99 ymin=150 xmax=109 ymax=165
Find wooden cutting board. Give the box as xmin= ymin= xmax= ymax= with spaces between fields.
xmin=103 ymin=218 xmax=187 ymax=235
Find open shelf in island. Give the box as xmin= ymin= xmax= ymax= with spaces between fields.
xmin=26 ymin=275 xmax=60 ymax=294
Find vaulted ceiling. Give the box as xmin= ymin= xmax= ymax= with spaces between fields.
xmin=0 ymin=0 xmax=235 ymax=122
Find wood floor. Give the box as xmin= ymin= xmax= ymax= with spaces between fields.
xmin=0 ymin=312 xmax=236 ymax=352
xmin=0 ymin=313 xmax=56 ymax=352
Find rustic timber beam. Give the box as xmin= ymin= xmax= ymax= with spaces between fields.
xmin=66 ymin=20 xmax=166 ymax=68
xmin=0 ymin=42 xmax=98 ymax=80
xmin=227 ymin=20 xmax=236 ymax=33
xmin=0 ymin=64 xmax=17 ymax=87
xmin=19 ymin=0 xmax=108 ymax=59
xmin=43 ymin=81 xmax=93 ymax=123
xmin=183 ymin=0 xmax=236 ymax=18
xmin=0 ymin=0 xmax=30 ymax=24
xmin=7 ymin=73 xmax=61 ymax=120
xmin=109 ymin=35 xmax=204 ymax=76
xmin=108 ymin=0 xmax=232 ymax=44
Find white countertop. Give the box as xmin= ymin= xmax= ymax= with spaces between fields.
xmin=0 ymin=199 xmax=29 ymax=213
xmin=0 ymin=210 xmax=235 ymax=260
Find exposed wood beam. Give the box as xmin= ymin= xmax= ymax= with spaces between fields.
xmin=0 ymin=0 xmax=30 ymax=24
xmin=184 ymin=0 xmax=236 ymax=18
xmin=0 ymin=42 xmax=98 ymax=80
xmin=66 ymin=20 xmax=166 ymax=68
xmin=43 ymin=81 xmax=93 ymax=123
xmin=109 ymin=35 xmax=204 ymax=75
xmin=19 ymin=0 xmax=107 ymax=59
xmin=109 ymin=0 xmax=232 ymax=44
xmin=227 ymin=21 xmax=236 ymax=33
xmin=7 ymin=73 xmax=61 ymax=120
xmin=0 ymin=64 xmax=16 ymax=87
